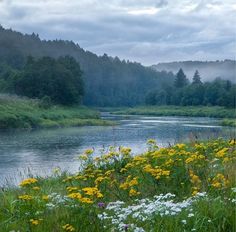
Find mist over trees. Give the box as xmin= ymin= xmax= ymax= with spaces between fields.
xmin=0 ymin=26 xmax=235 ymax=108
xmin=0 ymin=26 xmax=174 ymax=106
xmin=145 ymin=69 xmax=236 ymax=108
xmin=152 ymin=60 xmax=236 ymax=83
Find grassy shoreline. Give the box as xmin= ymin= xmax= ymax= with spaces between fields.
xmin=0 ymin=95 xmax=114 ymax=129
xmin=0 ymin=139 xmax=235 ymax=231
xmin=110 ymin=106 xmax=236 ymax=127
xmin=111 ymin=106 xmax=236 ymax=119
xmin=221 ymin=119 xmax=236 ymax=127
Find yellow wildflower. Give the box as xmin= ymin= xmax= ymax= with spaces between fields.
xmin=120 ymin=147 xmax=132 ymax=155
xmin=216 ymin=148 xmax=228 ymax=158
xmin=67 ymin=192 xmax=82 ymax=199
xmin=84 ymin=149 xmax=93 ymax=155
xmin=82 ymin=187 xmax=103 ymax=198
xmin=80 ymin=197 xmax=93 ymax=204
xmin=192 ymin=190 xmax=198 ymax=196
xmin=129 ymin=188 xmax=140 ymax=196
xmin=212 ymin=182 xmax=221 ymax=188
xmin=19 ymin=178 xmax=38 ymax=187
xmin=66 ymin=187 xmax=78 ymax=192
xmin=30 ymin=219 xmax=42 ymax=225
xmin=62 ymin=224 xmax=75 ymax=232
xmin=105 ymin=170 xmax=114 ymax=176
xmin=42 ymin=195 xmax=49 ymax=201
xmin=129 ymin=177 xmax=138 ymax=186
xmin=79 ymin=154 xmax=88 ymax=160
xmin=175 ymin=144 xmax=186 ymax=150
xmin=18 ymin=195 xmax=33 ymax=201
xmin=162 ymin=170 xmax=170 ymax=176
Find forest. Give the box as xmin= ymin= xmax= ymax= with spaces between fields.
xmin=0 ymin=26 xmax=173 ymax=106
xmin=0 ymin=26 xmax=235 ymax=108
xmin=145 ymin=69 xmax=236 ymax=108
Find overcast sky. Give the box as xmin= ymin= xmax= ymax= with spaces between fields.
xmin=0 ymin=0 xmax=235 ymax=65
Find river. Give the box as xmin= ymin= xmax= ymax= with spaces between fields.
xmin=0 ymin=113 xmax=234 ymax=186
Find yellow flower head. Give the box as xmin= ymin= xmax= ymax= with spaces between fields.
xmin=19 ymin=178 xmax=38 ymax=187
xmin=30 ymin=219 xmax=42 ymax=226
xmin=129 ymin=188 xmax=140 ymax=197
xmin=80 ymin=197 xmax=93 ymax=204
xmin=18 ymin=195 xmax=33 ymax=201
xmin=42 ymin=195 xmax=49 ymax=201
xmin=67 ymin=192 xmax=82 ymax=200
xmin=62 ymin=224 xmax=75 ymax=232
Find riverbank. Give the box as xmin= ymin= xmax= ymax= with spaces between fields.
xmin=221 ymin=119 xmax=236 ymax=127
xmin=0 ymin=95 xmax=114 ymax=129
xmin=111 ymin=106 xmax=236 ymax=122
xmin=0 ymin=139 xmax=235 ymax=231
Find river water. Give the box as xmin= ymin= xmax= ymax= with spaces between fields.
xmin=0 ymin=113 xmax=234 ymax=186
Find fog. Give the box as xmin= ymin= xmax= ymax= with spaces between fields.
xmin=152 ymin=60 xmax=236 ymax=82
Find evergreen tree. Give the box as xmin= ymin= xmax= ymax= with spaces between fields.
xmin=174 ymin=68 xmax=188 ymax=88
xmin=192 ymin=70 xmax=202 ymax=85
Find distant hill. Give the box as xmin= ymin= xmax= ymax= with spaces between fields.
xmin=0 ymin=26 xmax=174 ymax=106
xmin=152 ymin=60 xmax=236 ymax=82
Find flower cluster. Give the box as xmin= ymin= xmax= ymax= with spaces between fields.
xmin=19 ymin=178 xmax=38 ymax=187
xmin=2 ymin=139 xmax=235 ymax=231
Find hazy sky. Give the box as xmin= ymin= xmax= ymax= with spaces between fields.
xmin=0 ymin=0 xmax=235 ymax=65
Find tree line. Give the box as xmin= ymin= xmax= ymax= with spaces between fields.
xmin=0 ymin=26 xmax=235 ymax=107
xmin=0 ymin=56 xmax=84 ymax=105
xmin=0 ymin=26 xmax=174 ymax=106
xmin=145 ymin=69 xmax=236 ymax=108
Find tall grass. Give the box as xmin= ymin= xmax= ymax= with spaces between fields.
xmin=0 ymin=94 xmax=113 ymax=129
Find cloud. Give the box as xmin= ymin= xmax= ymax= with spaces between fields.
xmin=0 ymin=0 xmax=235 ymax=65
xmin=156 ymin=0 xmax=168 ymax=8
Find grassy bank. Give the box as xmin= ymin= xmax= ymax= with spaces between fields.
xmin=0 ymin=139 xmax=235 ymax=231
xmin=0 ymin=95 xmax=114 ymax=129
xmin=221 ymin=119 xmax=236 ymax=127
xmin=112 ymin=106 xmax=236 ymax=119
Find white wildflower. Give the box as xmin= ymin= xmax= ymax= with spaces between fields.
xmin=181 ymin=220 xmax=187 ymax=224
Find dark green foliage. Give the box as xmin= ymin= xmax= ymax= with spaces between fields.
xmin=174 ymin=68 xmax=189 ymax=88
xmin=39 ymin=96 xmax=52 ymax=109
xmin=13 ymin=56 xmax=84 ymax=105
xmin=145 ymin=69 xmax=236 ymax=108
xmin=192 ymin=70 xmax=202 ymax=85
xmin=0 ymin=26 xmax=174 ymax=106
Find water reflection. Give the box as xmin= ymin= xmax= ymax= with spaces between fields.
xmin=0 ymin=113 xmax=234 ymax=186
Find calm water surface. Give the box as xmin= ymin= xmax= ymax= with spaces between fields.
xmin=0 ymin=113 xmax=234 ymax=186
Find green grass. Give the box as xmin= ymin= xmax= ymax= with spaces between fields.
xmin=112 ymin=105 xmax=236 ymax=119
xmin=0 ymin=94 xmax=114 ymax=129
xmin=221 ymin=119 xmax=236 ymax=127
xmin=0 ymin=139 xmax=235 ymax=232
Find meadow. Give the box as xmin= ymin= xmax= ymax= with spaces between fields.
xmin=0 ymin=139 xmax=235 ymax=232
xmin=0 ymin=94 xmax=113 ymax=129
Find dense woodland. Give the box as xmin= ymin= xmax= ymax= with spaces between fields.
xmin=0 ymin=26 xmax=173 ymax=106
xmin=0 ymin=56 xmax=84 ymax=105
xmin=0 ymin=26 xmax=235 ymax=107
xmin=145 ymin=69 xmax=236 ymax=108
